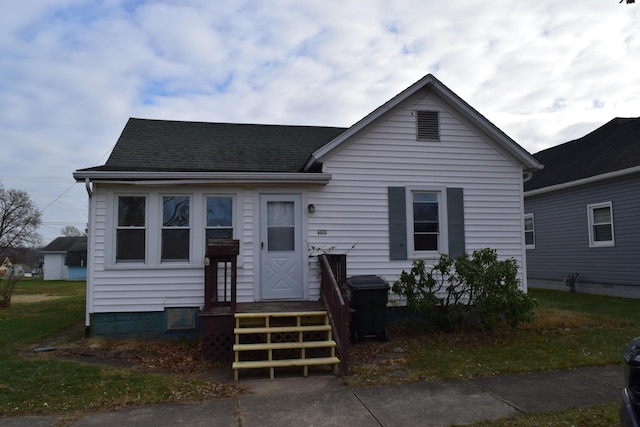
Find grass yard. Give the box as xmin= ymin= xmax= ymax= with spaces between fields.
xmin=0 ymin=279 xmax=242 ymax=422
xmin=0 ymin=280 xmax=637 ymax=425
xmin=349 ymin=288 xmax=639 ymax=426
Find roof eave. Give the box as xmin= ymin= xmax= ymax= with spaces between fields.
xmin=73 ymin=170 xmax=332 ymax=185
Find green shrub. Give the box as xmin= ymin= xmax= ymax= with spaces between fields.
xmin=392 ymin=248 xmax=537 ymax=331
xmin=0 ymin=257 xmax=24 ymax=309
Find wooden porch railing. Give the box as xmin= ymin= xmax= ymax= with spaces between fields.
xmin=319 ymin=253 xmax=351 ymax=375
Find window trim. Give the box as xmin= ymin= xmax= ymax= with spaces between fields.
xmin=524 ymin=213 xmax=535 ymax=249
xmin=106 ymin=190 xmax=241 ymax=270
xmin=587 ymin=201 xmax=614 ymax=248
xmin=406 ymin=187 xmax=448 ymax=258
xmin=161 ymin=194 xmax=192 ymax=263
xmin=114 ymin=194 xmax=148 ymax=264
xmin=204 ymin=194 xmax=236 ymax=243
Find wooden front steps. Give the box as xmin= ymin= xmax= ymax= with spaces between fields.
xmin=232 ymin=311 xmax=340 ymax=380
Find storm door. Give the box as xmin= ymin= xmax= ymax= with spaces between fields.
xmin=260 ymin=194 xmax=303 ymax=300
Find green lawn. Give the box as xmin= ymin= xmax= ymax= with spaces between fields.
xmin=349 ymin=288 xmax=639 ymax=426
xmin=0 ymin=279 xmax=238 ymax=419
xmin=0 ymin=280 xmax=637 ymax=425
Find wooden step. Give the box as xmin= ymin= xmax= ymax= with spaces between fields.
xmin=233 ymin=356 xmax=340 ymax=380
xmin=234 ymin=324 xmax=331 ymax=335
xmin=235 ymin=311 xmax=328 ymax=319
xmin=233 ymin=340 xmax=336 ymax=352
xmin=233 ymin=356 xmax=339 ymax=370
xmin=233 ymin=310 xmax=339 ymax=380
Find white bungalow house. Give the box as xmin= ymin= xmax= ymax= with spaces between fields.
xmin=74 ymin=74 xmax=540 ymax=373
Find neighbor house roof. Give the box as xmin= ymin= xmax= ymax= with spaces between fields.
xmin=42 ymin=237 xmax=87 ymax=253
xmin=78 ymin=119 xmax=347 ymax=173
xmin=525 ymin=117 xmax=640 ymax=193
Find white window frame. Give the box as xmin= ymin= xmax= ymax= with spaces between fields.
xmin=114 ymin=193 xmax=148 ymax=264
xmin=160 ymin=194 xmax=192 ymax=263
xmin=204 ymin=194 xmax=236 ymax=242
xmin=406 ymin=187 xmax=448 ymax=258
xmin=524 ymin=213 xmax=535 ymax=249
xmin=587 ymin=201 xmax=614 ymax=247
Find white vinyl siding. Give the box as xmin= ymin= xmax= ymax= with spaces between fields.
xmin=307 ymin=91 xmax=528 ymax=290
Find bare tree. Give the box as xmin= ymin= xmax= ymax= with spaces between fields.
xmin=0 ymin=183 xmax=42 ymax=255
xmin=60 ymin=225 xmax=85 ymax=237
xmin=621 ymin=0 xmax=635 ymax=3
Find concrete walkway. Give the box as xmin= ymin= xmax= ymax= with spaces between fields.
xmin=0 ymin=365 xmax=623 ymax=427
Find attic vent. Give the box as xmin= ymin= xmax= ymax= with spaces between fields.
xmin=416 ymin=110 xmax=440 ymax=141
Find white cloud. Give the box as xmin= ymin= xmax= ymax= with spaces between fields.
xmin=1 ymin=0 xmax=640 ymax=244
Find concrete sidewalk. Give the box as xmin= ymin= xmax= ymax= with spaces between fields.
xmin=0 ymin=365 xmax=623 ymax=427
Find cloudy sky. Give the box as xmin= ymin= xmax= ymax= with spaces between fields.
xmin=1 ymin=0 xmax=639 ymax=245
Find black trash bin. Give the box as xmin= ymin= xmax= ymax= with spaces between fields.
xmin=347 ymin=275 xmax=390 ymax=342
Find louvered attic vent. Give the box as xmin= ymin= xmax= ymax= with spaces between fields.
xmin=416 ymin=110 xmax=440 ymax=141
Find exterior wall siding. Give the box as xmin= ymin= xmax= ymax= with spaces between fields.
xmin=525 ymin=173 xmax=640 ymax=293
xmin=306 ymin=92 xmax=528 ymax=295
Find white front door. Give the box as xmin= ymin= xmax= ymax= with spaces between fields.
xmin=260 ymin=194 xmax=303 ymax=300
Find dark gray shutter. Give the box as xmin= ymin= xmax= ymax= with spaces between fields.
xmin=388 ymin=187 xmax=407 ymax=260
xmin=447 ymin=187 xmax=465 ymax=259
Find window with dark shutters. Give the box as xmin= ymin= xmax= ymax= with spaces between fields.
xmin=416 ymin=110 xmax=440 ymax=141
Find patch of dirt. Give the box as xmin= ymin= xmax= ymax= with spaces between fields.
xmin=26 ymin=326 xmax=243 ymax=399
xmin=12 ymin=294 xmax=63 ymax=303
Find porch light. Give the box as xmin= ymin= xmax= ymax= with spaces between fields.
xmin=307 ymin=204 xmax=315 ymax=214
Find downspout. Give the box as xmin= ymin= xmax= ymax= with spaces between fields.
xmin=83 ymin=178 xmax=93 ymax=338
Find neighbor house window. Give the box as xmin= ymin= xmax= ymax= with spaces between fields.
xmin=206 ymin=196 xmax=233 ymax=241
xmin=524 ymin=214 xmax=535 ymax=248
xmin=411 ymin=191 xmax=442 ymax=253
xmin=161 ymin=196 xmax=190 ymax=261
xmin=116 ymin=196 xmax=146 ymax=262
xmin=588 ymin=202 xmax=614 ymax=247
xmin=416 ymin=110 xmax=440 ymax=141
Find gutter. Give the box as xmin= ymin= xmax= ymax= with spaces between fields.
xmin=73 ymin=171 xmax=332 ymax=185
xmin=525 ymin=165 xmax=640 ymax=197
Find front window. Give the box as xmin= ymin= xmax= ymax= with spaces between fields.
xmin=206 ymin=196 xmax=233 ymax=241
xmin=588 ymin=202 xmax=614 ymax=247
xmin=162 ymin=196 xmax=190 ymax=261
xmin=116 ymin=196 xmax=146 ymax=262
xmin=412 ymin=191 xmax=441 ymax=252
xmin=524 ymin=214 xmax=535 ymax=248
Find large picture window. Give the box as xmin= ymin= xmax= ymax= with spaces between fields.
xmin=162 ymin=196 xmax=190 ymax=261
xmin=588 ymin=202 xmax=614 ymax=247
xmin=206 ymin=196 xmax=233 ymax=241
xmin=116 ymin=196 xmax=146 ymax=262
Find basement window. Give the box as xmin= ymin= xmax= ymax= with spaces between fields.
xmin=416 ymin=110 xmax=440 ymax=141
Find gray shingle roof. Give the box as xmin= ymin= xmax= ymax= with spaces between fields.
xmin=525 ymin=117 xmax=640 ymax=192
xmin=42 ymin=237 xmax=87 ymax=253
xmin=80 ymin=118 xmax=347 ymax=173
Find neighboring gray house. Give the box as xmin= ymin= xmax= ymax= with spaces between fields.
xmin=524 ymin=117 xmax=640 ymax=298
xmin=73 ymin=74 xmax=541 ymax=339
xmin=41 ymin=237 xmax=88 ymax=281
